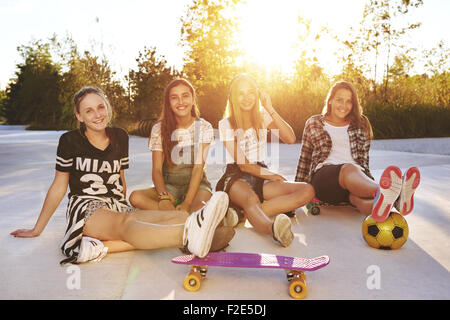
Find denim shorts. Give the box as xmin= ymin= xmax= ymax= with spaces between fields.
xmin=217 ymin=163 xmax=268 ymax=203
xmin=223 ymin=172 xmax=266 ymax=193
xmin=163 ymin=168 xmax=212 ymax=204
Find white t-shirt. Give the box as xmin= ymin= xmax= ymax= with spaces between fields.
xmin=317 ymin=122 xmax=363 ymax=171
xmin=219 ymin=108 xmax=273 ymax=164
xmin=149 ymin=118 xmax=214 ymax=151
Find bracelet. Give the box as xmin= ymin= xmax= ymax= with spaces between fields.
xmin=158 ymin=192 xmax=170 ymax=201
xmin=159 ymin=195 xmax=171 ymax=201
xmin=159 ymin=198 xmax=171 ymax=202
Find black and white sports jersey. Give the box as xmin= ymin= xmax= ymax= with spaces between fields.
xmin=56 ymin=127 xmax=129 ymax=200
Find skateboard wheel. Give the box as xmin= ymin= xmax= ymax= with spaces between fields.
xmin=184 ymin=272 xmax=201 ymax=292
xmin=310 ymin=206 xmax=320 ymax=215
xmin=289 ymin=280 xmax=307 ymax=299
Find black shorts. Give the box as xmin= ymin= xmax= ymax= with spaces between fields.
xmin=311 ymin=164 xmax=349 ymax=205
xmin=216 ymin=163 xmax=267 ymax=203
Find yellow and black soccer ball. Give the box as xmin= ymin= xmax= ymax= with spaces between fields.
xmin=362 ymin=212 xmax=409 ymax=250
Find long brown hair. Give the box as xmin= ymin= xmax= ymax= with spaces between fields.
xmin=322 ymin=81 xmax=373 ymax=139
xmin=159 ymin=78 xmax=200 ymax=166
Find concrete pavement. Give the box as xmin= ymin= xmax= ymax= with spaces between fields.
xmin=0 ymin=126 xmax=449 ymax=300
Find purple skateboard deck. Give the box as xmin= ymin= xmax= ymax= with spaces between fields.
xmin=172 ymin=252 xmax=330 ymax=271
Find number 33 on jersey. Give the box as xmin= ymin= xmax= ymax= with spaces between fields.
xmin=55 ymin=127 xmax=129 ymax=201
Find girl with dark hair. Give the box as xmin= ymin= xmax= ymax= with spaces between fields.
xmin=295 ymin=81 xmax=420 ymax=222
xmin=11 ymin=86 xmax=230 ymax=264
xmin=130 ymin=78 xmax=215 ymax=213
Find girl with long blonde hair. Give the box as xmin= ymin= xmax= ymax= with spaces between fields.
xmin=216 ymin=74 xmax=315 ymax=247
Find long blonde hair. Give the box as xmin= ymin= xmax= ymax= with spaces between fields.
xmin=322 ymin=81 xmax=373 ymax=139
xmin=226 ymin=74 xmax=264 ymax=134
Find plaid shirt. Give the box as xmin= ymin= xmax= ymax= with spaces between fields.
xmin=295 ymin=115 xmax=373 ymax=183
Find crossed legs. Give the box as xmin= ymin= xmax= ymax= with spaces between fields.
xmin=262 ymin=180 xmax=315 ymax=215
xmin=129 ymin=187 xmax=212 ymax=212
xmin=228 ymin=181 xmax=272 ymax=235
xmin=228 ymin=179 xmax=314 ymax=236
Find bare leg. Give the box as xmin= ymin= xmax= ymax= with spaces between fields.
xmin=339 ymin=164 xmax=378 ymax=198
xmin=83 ymin=208 xmax=188 ymax=249
xmin=98 ymin=210 xmax=235 ymax=253
xmin=102 ymin=240 xmax=135 ymax=253
xmin=228 ymin=181 xmax=273 ymax=235
xmin=190 ymin=189 xmax=212 ymax=212
xmin=102 ymin=210 xmax=189 ymax=252
xmin=262 ymin=181 xmax=315 ymax=216
xmin=130 ymin=209 xmax=188 ymax=225
xmin=129 ymin=187 xmax=160 ymax=210
xmin=349 ymin=194 xmax=373 ymax=215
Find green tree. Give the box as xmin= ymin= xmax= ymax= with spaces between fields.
xmin=180 ymin=0 xmax=240 ymax=126
xmin=343 ymin=0 xmax=423 ymax=100
xmin=4 ymin=40 xmax=62 ymax=128
xmin=53 ymin=35 xmax=127 ymax=129
xmin=127 ymin=47 xmax=177 ymax=122
xmin=0 ymin=89 xmax=6 ymax=122
xmin=423 ymin=41 xmax=450 ymax=76
xmin=2 ymin=35 xmax=127 ymax=130
xmin=422 ymin=41 xmax=449 ymax=107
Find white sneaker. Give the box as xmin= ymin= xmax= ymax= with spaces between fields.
xmin=371 ymin=165 xmax=403 ymax=222
xmin=183 ymin=192 xmax=229 ymax=258
xmin=223 ymin=207 xmax=239 ymax=227
xmin=272 ymin=214 xmax=294 ymax=247
xmin=77 ymin=236 xmax=108 ymax=263
xmin=397 ymin=166 xmax=421 ymax=216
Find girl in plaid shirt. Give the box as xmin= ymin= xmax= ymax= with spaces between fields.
xmin=295 ymin=81 xmax=420 ymax=222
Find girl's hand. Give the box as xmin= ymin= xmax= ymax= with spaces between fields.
xmin=259 ymin=91 xmax=274 ymax=113
xmin=176 ymin=201 xmax=191 ymax=213
xmin=10 ymin=228 xmax=40 ymax=238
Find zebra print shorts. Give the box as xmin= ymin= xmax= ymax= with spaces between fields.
xmin=60 ymin=195 xmax=136 ymax=265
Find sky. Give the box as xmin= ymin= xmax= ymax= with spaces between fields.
xmin=1 ymin=0 xmax=449 ymax=90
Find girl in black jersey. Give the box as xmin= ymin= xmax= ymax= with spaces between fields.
xmin=11 ymin=86 xmax=231 ymax=264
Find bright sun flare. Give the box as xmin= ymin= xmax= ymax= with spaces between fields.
xmin=234 ymin=0 xmax=351 ymax=76
xmin=236 ymin=1 xmax=300 ymax=72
